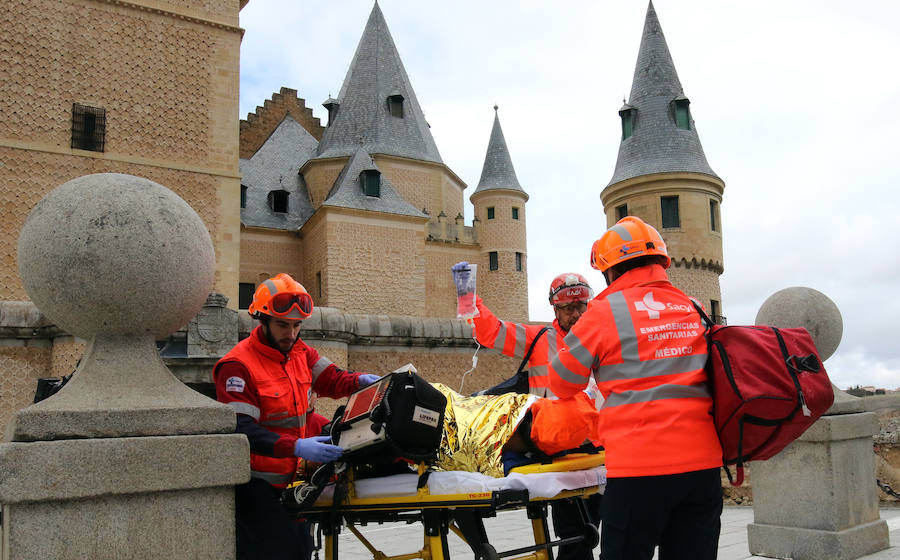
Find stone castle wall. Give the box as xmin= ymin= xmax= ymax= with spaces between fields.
xmin=239 ymin=228 xmax=305 ymax=287
xmin=0 ymin=0 xmax=243 ymax=304
xmin=666 ymin=264 xmax=723 ymax=318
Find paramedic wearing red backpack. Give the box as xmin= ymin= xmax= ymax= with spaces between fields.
xmin=549 ymin=216 xmax=723 ymax=560
xmin=214 ymin=273 xmax=379 ymax=560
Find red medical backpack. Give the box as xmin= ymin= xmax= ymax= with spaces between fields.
xmin=693 ymin=303 xmax=835 ymax=486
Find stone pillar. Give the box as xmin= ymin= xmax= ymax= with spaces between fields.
xmin=0 ymin=174 xmax=249 ymax=560
xmin=746 ymin=287 xmax=889 ymax=560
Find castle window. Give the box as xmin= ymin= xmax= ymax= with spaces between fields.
xmin=316 ymin=271 xmax=322 ymax=299
xmin=238 ymin=282 xmax=255 ymax=309
xmin=710 ymin=199 xmax=720 ymax=232
xmin=512 ymin=207 xmax=519 ymax=220
xmin=269 ymin=190 xmax=289 ymax=213
xmin=387 ymin=94 xmax=405 ymax=118
xmin=489 ymin=251 xmax=499 ymax=271
xmin=487 ymin=207 xmax=495 ymax=220
xmin=615 ymin=204 xmax=628 ymax=221
xmin=240 ymin=185 xmax=247 ymax=209
xmin=71 ymin=103 xmax=106 ymax=152
xmin=674 ymin=98 xmax=691 ymax=130
xmin=360 ymin=169 xmax=381 ymax=197
xmin=619 ymin=105 xmax=636 ymax=140
xmin=661 ymin=196 xmax=680 ymax=228
xmin=515 ymin=252 xmax=523 ymax=272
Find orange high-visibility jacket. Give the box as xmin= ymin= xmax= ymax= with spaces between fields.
xmin=549 ymin=265 xmax=722 ymax=478
xmin=471 ymin=296 xmax=568 ymax=398
xmin=214 ymin=327 xmax=361 ymax=487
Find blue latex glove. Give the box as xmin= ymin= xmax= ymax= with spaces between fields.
xmin=358 ymin=374 xmax=381 ymax=386
xmin=451 ymin=261 xmax=471 ymax=295
xmin=294 ymin=435 xmax=343 ymax=462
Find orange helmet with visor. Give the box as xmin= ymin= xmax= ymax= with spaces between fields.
xmin=590 ymin=216 xmax=670 ymax=272
xmin=249 ymin=273 xmax=314 ymax=320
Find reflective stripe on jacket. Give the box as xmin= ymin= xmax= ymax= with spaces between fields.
xmin=216 ymin=327 xmax=311 ymax=488
xmin=549 ymin=265 xmax=722 ymax=478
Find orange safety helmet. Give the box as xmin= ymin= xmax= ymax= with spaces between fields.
xmin=248 ymin=273 xmax=314 ymax=320
xmin=548 ymin=273 xmax=594 ymax=307
xmin=590 ymin=216 xmax=670 ymax=272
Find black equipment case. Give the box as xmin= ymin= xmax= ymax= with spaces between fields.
xmin=333 ymin=365 xmax=447 ymax=465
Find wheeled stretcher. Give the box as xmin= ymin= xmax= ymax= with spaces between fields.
xmin=284 ymin=452 xmax=606 ymax=560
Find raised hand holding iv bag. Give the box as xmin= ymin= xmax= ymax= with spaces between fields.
xmin=451 ymin=262 xmax=479 ymax=319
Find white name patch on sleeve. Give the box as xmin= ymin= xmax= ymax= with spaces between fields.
xmin=226 ymin=376 xmax=246 ymax=393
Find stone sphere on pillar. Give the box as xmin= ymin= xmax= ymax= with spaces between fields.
xmin=17 ymin=173 xmax=215 ymax=340
xmin=755 ymin=287 xmax=842 ymax=361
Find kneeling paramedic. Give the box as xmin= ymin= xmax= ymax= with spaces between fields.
xmin=214 ymin=273 xmax=380 ymax=560
xmin=452 ymin=262 xmax=602 ymax=560
xmin=549 ymin=217 xmax=723 ymax=560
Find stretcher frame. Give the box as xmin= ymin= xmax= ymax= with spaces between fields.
xmin=285 ymin=455 xmax=604 ymax=560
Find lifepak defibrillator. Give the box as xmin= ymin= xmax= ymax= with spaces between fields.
xmin=334 ymin=364 xmax=447 ymax=465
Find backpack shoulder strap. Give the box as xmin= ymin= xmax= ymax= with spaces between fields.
xmin=515 ymin=326 xmax=550 ymax=376
xmin=691 ymin=299 xmax=714 ymax=329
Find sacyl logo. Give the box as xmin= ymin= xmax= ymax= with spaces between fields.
xmin=634 ymin=292 xmax=665 ymax=320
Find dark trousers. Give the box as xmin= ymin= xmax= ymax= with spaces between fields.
xmin=599 ymin=468 xmax=722 ymax=560
xmin=235 ymin=478 xmax=313 ymax=560
xmin=552 ymin=493 xmax=603 ymax=560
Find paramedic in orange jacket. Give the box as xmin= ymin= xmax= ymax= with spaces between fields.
xmin=451 ymin=264 xmax=596 ymax=399
xmin=214 ymin=273 xmax=379 ymax=560
xmin=452 ymin=263 xmax=602 ymax=560
xmin=549 ymin=216 xmax=723 ymax=560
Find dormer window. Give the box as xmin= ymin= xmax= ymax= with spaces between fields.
xmin=619 ymin=104 xmax=636 ymax=140
xmin=360 ymin=169 xmax=381 ymax=197
xmin=269 ymin=190 xmax=289 ymax=213
xmin=387 ymin=94 xmax=404 ymax=118
xmin=240 ymin=185 xmax=247 ymax=209
xmin=674 ymin=97 xmax=691 ymax=130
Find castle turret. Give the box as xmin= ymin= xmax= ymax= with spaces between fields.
xmin=471 ymin=106 xmax=529 ymax=322
xmin=602 ymin=1 xmax=726 ymax=322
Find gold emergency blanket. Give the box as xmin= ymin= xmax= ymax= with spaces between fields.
xmin=431 ymin=384 xmax=534 ymax=478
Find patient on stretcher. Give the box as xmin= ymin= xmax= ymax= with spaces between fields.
xmin=431 ymin=384 xmax=602 ymax=478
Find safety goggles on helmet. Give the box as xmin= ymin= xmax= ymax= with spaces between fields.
xmin=271 ymin=292 xmax=313 ymax=317
xmin=249 ymin=273 xmax=315 ymax=321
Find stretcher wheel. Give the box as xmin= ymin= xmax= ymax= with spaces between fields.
xmin=582 ymin=523 xmax=600 ymax=550
xmin=475 ymin=543 xmax=499 ymax=560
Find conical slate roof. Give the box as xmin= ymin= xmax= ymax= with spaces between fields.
xmin=472 ymin=106 xmax=526 ymax=198
xmin=608 ymin=1 xmax=719 ymax=187
xmin=314 ymin=3 xmax=442 ymax=164
xmin=322 ymin=146 xmax=426 ymax=218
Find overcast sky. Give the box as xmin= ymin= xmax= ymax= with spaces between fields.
xmin=238 ymin=0 xmax=900 ymax=390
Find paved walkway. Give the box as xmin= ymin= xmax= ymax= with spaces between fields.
xmin=321 ymin=506 xmax=900 ymax=560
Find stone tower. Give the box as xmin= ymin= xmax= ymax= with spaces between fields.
xmin=471 ymin=106 xmax=529 ymax=322
xmin=0 ymin=0 xmax=244 ymax=305
xmin=0 ymin=0 xmax=244 ymax=432
xmin=602 ymin=1 xmax=726 ymax=322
